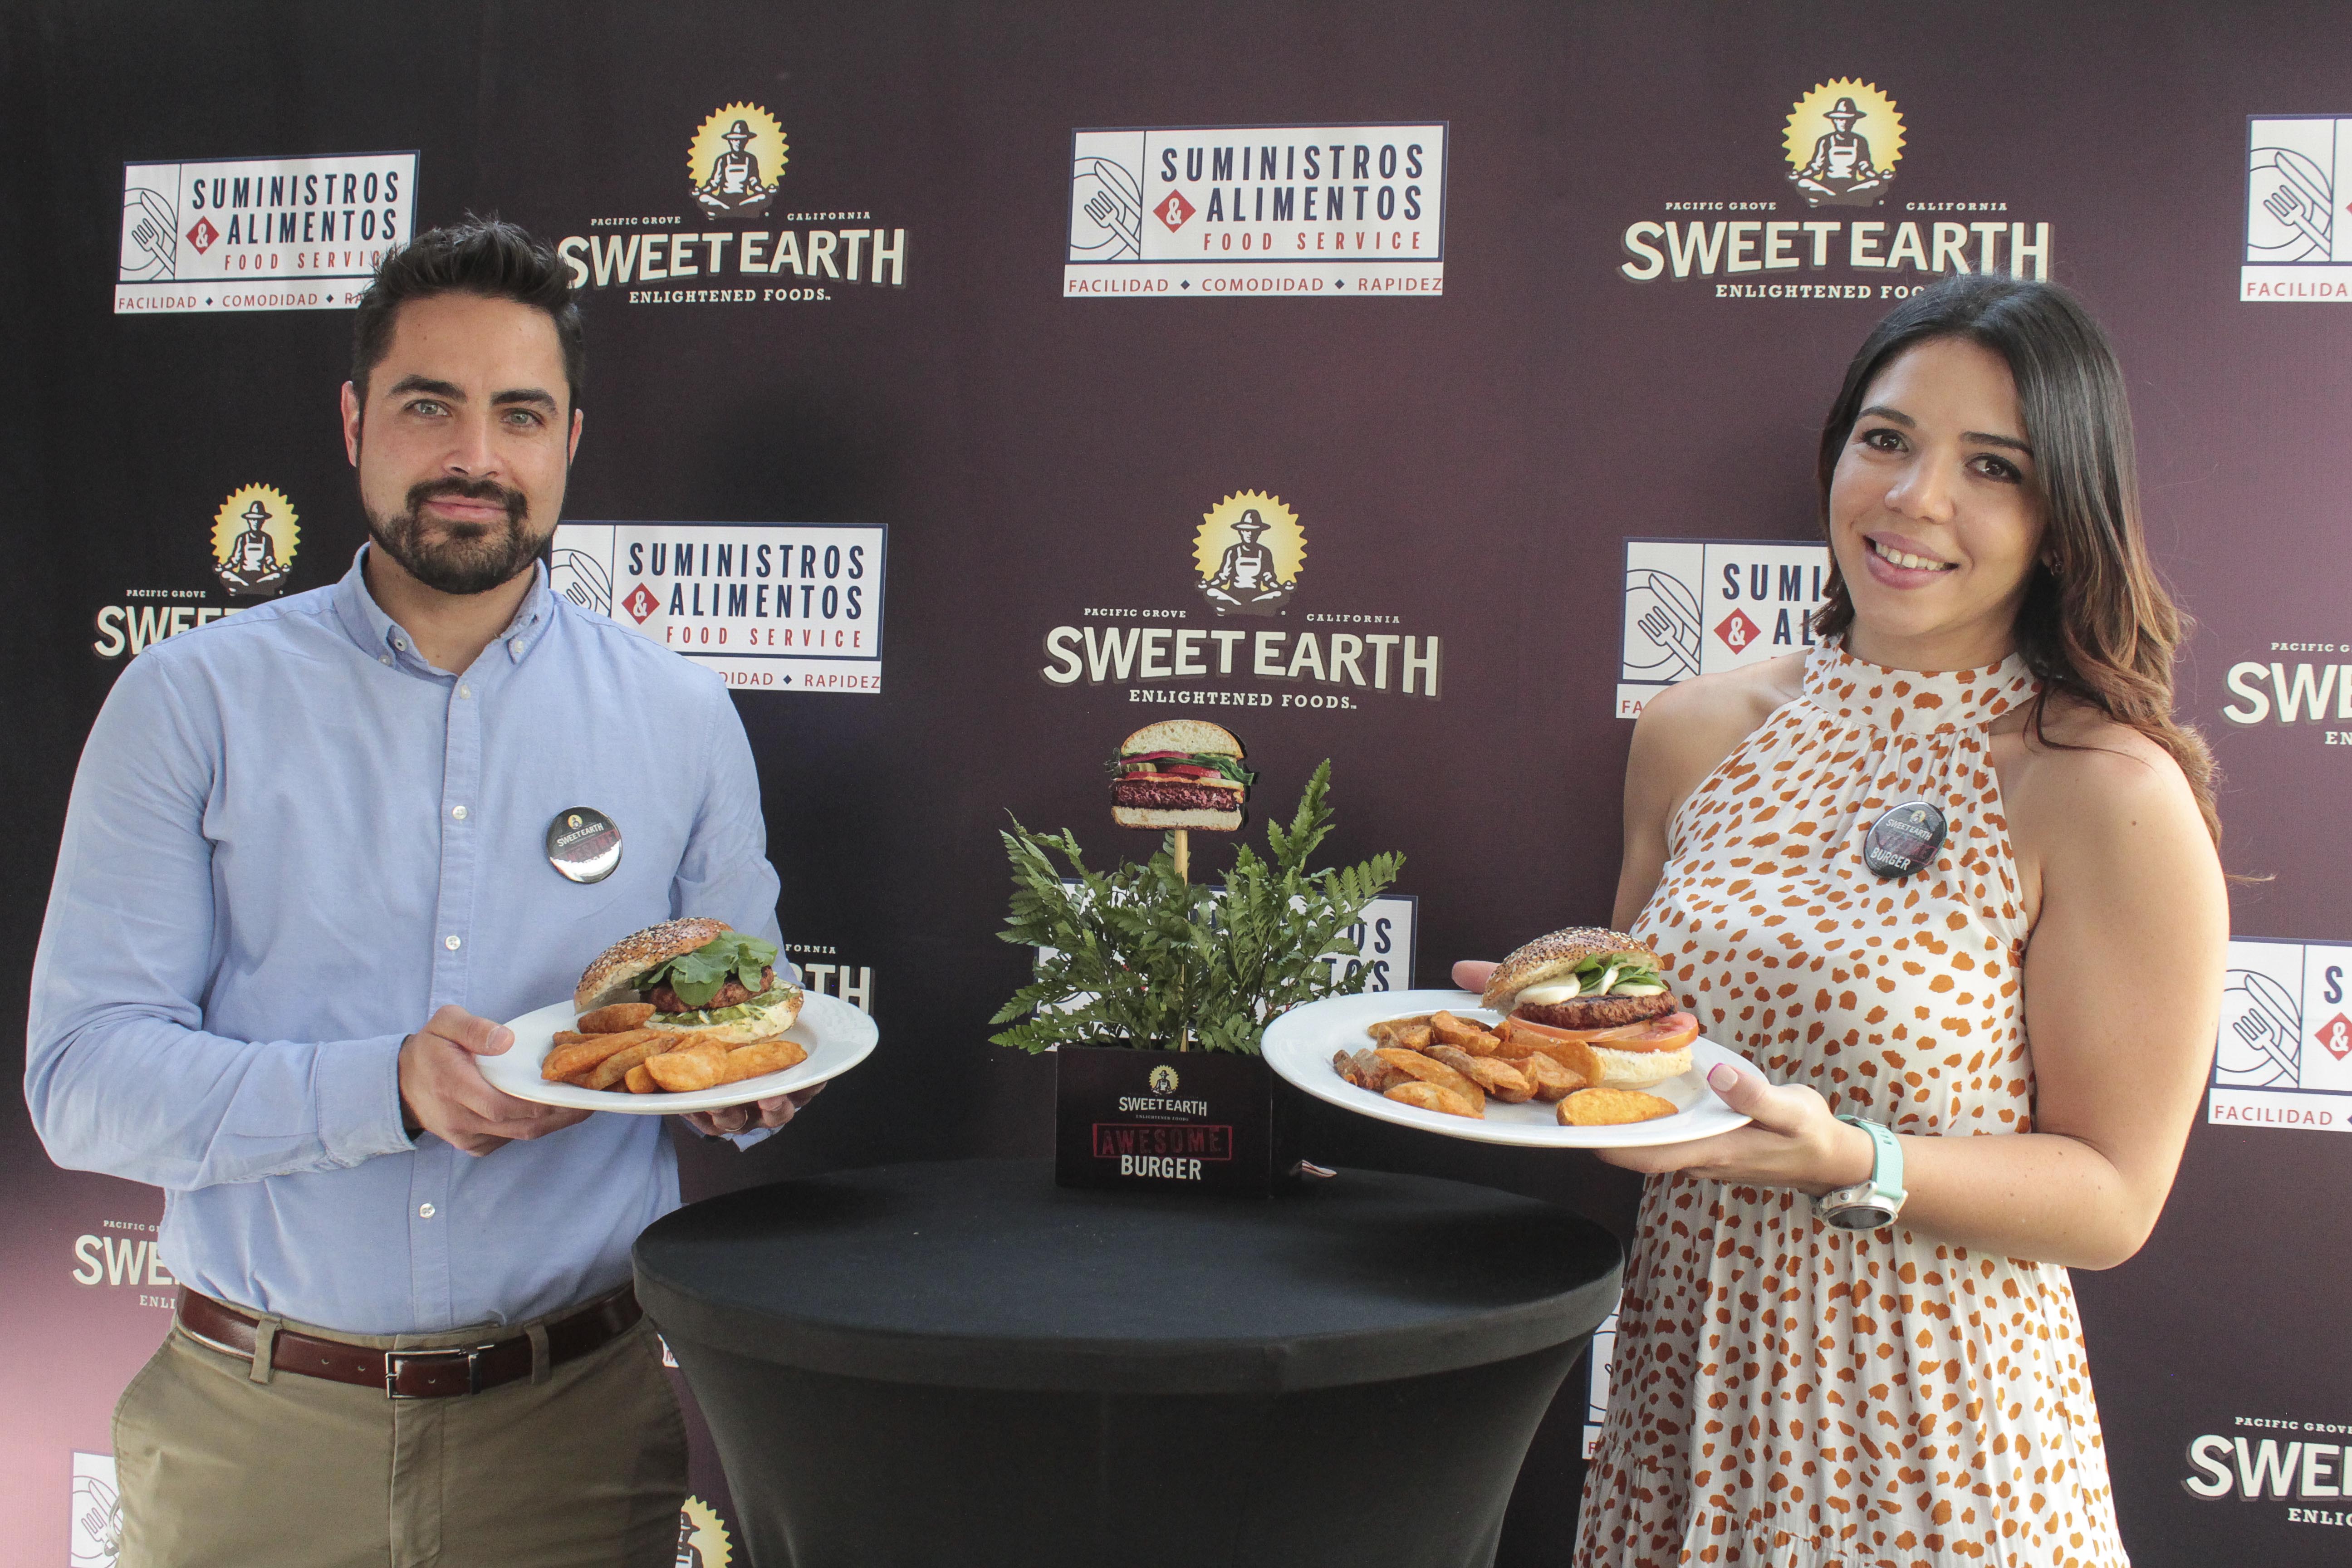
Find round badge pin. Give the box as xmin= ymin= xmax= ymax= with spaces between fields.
xmin=546 ymin=807 xmax=622 ymax=884
xmin=1864 ymin=801 xmax=1947 ymax=879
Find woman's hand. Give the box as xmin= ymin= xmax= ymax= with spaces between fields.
xmin=1596 ymin=1059 xmax=1874 ymax=1196
xmin=1450 ymin=959 xmax=1497 ymax=993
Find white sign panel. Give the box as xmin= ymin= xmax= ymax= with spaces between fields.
xmin=551 ymin=521 xmax=887 ymax=693
xmin=1617 ymin=537 xmax=1833 ymax=718
xmin=1067 ymin=123 xmax=1446 ymax=298
xmin=2209 ymin=936 xmax=2352 ymax=1132
xmin=117 ymin=152 xmax=417 ymax=314
xmin=2243 ymin=116 xmax=2352 ymax=301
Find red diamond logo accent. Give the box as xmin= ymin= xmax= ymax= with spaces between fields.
xmin=621 ymin=584 xmax=659 ymax=624
xmin=1154 ymin=190 xmax=1196 ymax=231
xmin=2316 ymin=1013 xmax=2352 ymax=1062
xmin=1714 ymin=608 xmax=1762 ymax=653
xmin=186 ymin=216 xmax=219 ymax=253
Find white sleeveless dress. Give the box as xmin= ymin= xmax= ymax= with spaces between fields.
xmin=1574 ymin=645 xmax=2129 ymax=1568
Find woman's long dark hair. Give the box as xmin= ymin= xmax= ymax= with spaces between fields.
xmin=1812 ymin=274 xmax=2220 ymax=845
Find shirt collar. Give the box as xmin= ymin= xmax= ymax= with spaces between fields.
xmin=333 ymin=544 xmax=556 ymax=672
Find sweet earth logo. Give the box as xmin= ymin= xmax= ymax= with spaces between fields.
xmin=690 ymin=103 xmax=788 ymax=220
xmin=92 ymin=484 xmax=295 ymax=661
xmin=676 ymin=1496 xmax=733 ymax=1566
xmin=1619 ymin=78 xmax=2049 ymax=297
xmin=1784 ymin=81 xmax=1904 ymax=207
xmin=211 ymin=483 xmax=299 ymax=597
xmin=1040 ymin=488 xmax=1442 ymax=710
xmin=556 ymin=101 xmax=906 ymax=307
xmin=1195 ymin=490 xmax=1304 ymax=616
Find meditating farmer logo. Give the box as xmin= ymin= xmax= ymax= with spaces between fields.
xmin=1784 ymin=80 xmax=1904 ymax=208
xmin=690 ymin=103 xmax=788 ymax=220
xmin=1194 ymin=491 xmax=1304 ymax=617
xmin=210 ymin=484 xmax=299 ymax=598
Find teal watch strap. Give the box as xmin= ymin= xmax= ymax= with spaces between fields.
xmin=1837 ymin=1113 xmax=1904 ymax=1209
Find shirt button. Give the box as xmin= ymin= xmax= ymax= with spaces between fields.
xmin=457 ymin=684 xmax=472 ymax=699
xmin=451 ymin=804 xmax=468 ymax=821
xmin=444 ymin=934 xmax=462 ymax=951
xmin=418 ymin=1203 xmax=436 ymax=1219
xmin=379 ymin=654 xmax=393 ymax=666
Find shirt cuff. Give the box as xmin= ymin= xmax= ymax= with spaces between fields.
xmin=317 ymin=1034 xmax=416 ymax=1167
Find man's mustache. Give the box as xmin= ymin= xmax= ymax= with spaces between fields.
xmin=406 ymin=478 xmax=527 ymax=528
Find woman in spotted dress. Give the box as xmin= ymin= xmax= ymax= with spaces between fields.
xmin=1466 ymin=277 xmax=2228 ymax=1567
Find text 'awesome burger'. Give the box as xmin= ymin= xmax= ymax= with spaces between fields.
xmin=1108 ymin=720 xmax=1254 ymax=830
xmin=1482 ymin=927 xmax=1695 ymax=1088
xmin=575 ymin=919 xmax=803 ymax=1045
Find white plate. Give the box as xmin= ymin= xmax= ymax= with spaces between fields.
xmin=481 ymin=993 xmax=878 ymax=1114
xmin=1263 ymin=988 xmax=1752 ymax=1149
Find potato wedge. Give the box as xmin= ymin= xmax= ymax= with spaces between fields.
xmin=1557 ymin=1087 xmax=1678 ymax=1126
xmin=582 ymin=1038 xmax=668 ymax=1091
xmin=1519 ymin=1051 xmax=1583 ymax=1102
xmin=544 ymin=1029 xmax=663 ymax=1083
xmin=645 ymin=1043 xmax=730 ymax=1093
xmin=1427 ymin=1044 xmax=1534 ymax=1103
xmin=578 ymin=1002 xmax=657 ymax=1034
xmin=714 ymin=1039 xmax=808 ymax=1086
xmin=625 ymin=1063 xmax=659 ymax=1093
xmin=1372 ymin=1048 xmax=1485 ymax=1111
xmin=1385 ymin=1081 xmax=1484 ymax=1119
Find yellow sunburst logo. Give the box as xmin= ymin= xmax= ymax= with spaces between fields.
xmin=211 ymin=484 xmax=299 ymax=598
xmin=689 ymin=103 xmax=789 ymax=220
xmin=1783 ymin=80 xmax=1904 ymax=208
xmin=1194 ymin=490 xmax=1304 ymax=617
xmin=678 ymin=1496 xmax=734 ymax=1566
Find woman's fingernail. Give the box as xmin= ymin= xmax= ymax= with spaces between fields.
xmin=1708 ymin=1064 xmax=1739 ymax=1092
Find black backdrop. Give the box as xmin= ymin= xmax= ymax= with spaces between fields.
xmin=7 ymin=3 xmax=2351 ymax=1563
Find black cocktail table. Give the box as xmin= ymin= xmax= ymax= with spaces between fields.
xmin=635 ymin=1158 xmax=1620 ymax=1568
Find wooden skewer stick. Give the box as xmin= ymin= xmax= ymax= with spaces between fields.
xmin=1173 ymin=828 xmax=1191 ymax=1050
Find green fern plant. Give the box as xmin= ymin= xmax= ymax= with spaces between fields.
xmin=990 ymin=761 xmax=1402 ymax=1054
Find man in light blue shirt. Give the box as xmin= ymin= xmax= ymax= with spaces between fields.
xmin=27 ymin=220 xmax=801 ymax=1568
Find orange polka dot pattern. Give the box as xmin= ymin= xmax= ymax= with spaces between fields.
xmin=1574 ymin=647 xmax=2128 ymax=1568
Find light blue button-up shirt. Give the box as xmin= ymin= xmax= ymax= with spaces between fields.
xmin=27 ymin=547 xmax=783 ymax=1334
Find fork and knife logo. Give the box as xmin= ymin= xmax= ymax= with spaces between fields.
xmin=2249 ymin=143 xmax=2336 ymax=261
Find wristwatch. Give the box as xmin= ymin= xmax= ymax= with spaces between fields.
xmin=1815 ymin=1114 xmax=1906 ymax=1230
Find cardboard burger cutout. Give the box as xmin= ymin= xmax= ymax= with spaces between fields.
xmin=1108 ymin=720 xmax=1252 ymax=831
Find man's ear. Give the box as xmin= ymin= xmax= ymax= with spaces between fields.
xmin=567 ymin=405 xmax=584 ymax=465
xmin=341 ymin=382 xmax=363 ymax=466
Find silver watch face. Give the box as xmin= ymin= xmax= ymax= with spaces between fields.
xmin=1825 ymin=1201 xmax=1896 ymax=1231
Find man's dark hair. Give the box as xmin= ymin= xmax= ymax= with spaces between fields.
xmin=350 ymin=216 xmax=584 ymax=412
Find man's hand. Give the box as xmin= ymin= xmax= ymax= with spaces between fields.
xmin=398 ymin=1005 xmax=592 ymax=1156
xmin=682 ymin=1081 xmax=826 ymax=1139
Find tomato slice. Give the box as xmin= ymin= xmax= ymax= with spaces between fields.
xmin=1501 ymin=1015 xmax=1612 ymax=1045
xmin=1583 ymin=1011 xmax=1700 ymax=1053
xmin=1158 ymin=764 xmax=1218 ymax=779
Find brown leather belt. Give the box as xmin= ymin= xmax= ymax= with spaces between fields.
xmin=178 ymin=1286 xmax=643 ymax=1398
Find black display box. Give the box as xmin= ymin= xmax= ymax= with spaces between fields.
xmin=1054 ymin=1045 xmax=1303 ymax=1195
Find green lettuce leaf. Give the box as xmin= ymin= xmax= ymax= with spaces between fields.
xmin=639 ymin=932 xmax=778 ymax=1008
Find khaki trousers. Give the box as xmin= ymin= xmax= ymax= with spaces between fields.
xmin=113 ymin=1294 xmax=689 ymax=1568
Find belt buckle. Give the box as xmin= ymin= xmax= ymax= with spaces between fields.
xmin=385 ymin=1345 xmax=486 ymax=1399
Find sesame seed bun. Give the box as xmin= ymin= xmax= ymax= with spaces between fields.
xmin=575 ymin=918 xmax=733 ymax=1012
xmin=1118 ymin=719 xmax=1244 ymax=759
xmin=1481 ymin=927 xmax=1661 ymax=1011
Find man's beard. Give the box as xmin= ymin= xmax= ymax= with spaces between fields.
xmin=365 ymin=477 xmax=549 ymax=596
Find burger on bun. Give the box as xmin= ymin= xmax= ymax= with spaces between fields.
xmin=575 ymin=918 xmax=803 ymax=1046
xmin=1484 ymin=927 xmax=1695 ymax=1088
xmin=1108 ymin=720 xmax=1253 ymax=830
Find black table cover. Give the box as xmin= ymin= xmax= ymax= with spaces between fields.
xmin=636 ymin=1158 xmax=1621 ymax=1568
